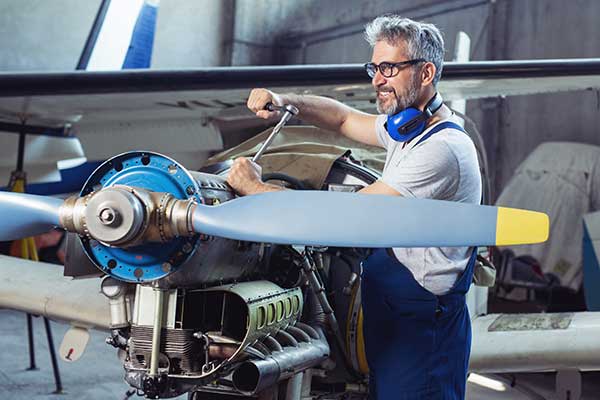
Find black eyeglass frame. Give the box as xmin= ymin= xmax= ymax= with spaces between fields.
xmin=364 ymin=58 xmax=427 ymax=78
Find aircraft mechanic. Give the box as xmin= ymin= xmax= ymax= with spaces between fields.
xmin=230 ymin=15 xmax=484 ymax=400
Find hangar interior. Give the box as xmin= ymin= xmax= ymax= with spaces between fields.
xmin=1 ymin=1 xmax=600 ymax=399
xmin=2 ymin=0 xmax=600 ymax=193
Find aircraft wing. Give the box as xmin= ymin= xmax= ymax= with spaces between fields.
xmin=0 ymin=58 xmax=599 ymax=182
xmin=2 ymin=59 xmax=600 ymax=120
xmin=0 ymin=255 xmax=110 ymax=330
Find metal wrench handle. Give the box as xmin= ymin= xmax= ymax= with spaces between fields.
xmin=252 ymin=104 xmax=299 ymax=163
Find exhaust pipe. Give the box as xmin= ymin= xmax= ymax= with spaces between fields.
xmin=232 ymin=326 xmax=329 ymax=395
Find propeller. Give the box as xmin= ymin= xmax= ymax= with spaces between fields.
xmin=191 ymin=191 xmax=548 ymax=247
xmin=0 ymin=189 xmax=548 ymax=248
xmin=0 ymin=191 xmax=64 ymax=241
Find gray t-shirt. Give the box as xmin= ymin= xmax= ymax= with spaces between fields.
xmin=375 ymin=114 xmax=482 ymax=295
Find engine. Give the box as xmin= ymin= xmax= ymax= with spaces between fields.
xmin=64 ymin=151 xmax=376 ymax=399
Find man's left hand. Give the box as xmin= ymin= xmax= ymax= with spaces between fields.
xmin=227 ymin=157 xmax=264 ymax=195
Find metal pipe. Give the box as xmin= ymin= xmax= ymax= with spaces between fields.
xmin=149 ymin=288 xmax=166 ymax=376
xmin=276 ymin=330 xmax=298 ymax=347
xmin=26 ymin=314 xmax=37 ymax=370
xmin=301 ymin=253 xmax=346 ymax=354
xmin=307 ymin=287 xmax=326 ymax=325
xmin=43 ymin=317 xmax=63 ymax=394
xmin=77 ymin=0 xmax=112 ymax=70
xmin=295 ymin=322 xmax=319 ymax=340
xmin=232 ymin=327 xmax=329 ymax=395
xmin=263 ymin=335 xmax=283 ymax=352
xmin=286 ymin=326 xmax=311 ymax=343
xmin=300 ymin=369 xmax=313 ymax=398
xmin=16 ymin=124 xmax=25 ymax=172
xmin=285 ymin=372 xmax=303 ymax=400
xmin=253 ymin=341 xmax=271 ymax=356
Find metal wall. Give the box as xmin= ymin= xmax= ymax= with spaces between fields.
xmin=0 ymin=0 xmax=101 ymax=71
xmin=482 ymin=0 xmax=600 ymax=197
xmin=233 ymin=0 xmax=490 ymax=65
xmin=151 ymin=0 xmax=235 ymax=68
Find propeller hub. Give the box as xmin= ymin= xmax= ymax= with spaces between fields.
xmin=84 ymin=187 xmax=145 ymax=245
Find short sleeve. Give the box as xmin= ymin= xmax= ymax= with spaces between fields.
xmin=375 ymin=114 xmax=390 ymax=149
xmin=381 ymin=139 xmax=460 ymax=200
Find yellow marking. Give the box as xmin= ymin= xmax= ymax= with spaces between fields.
xmin=496 ymin=207 xmax=550 ymax=246
xmin=356 ymin=307 xmax=369 ymax=374
xmin=12 ymin=178 xmax=40 ymax=263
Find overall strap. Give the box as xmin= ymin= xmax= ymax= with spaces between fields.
xmin=445 ymin=248 xmax=478 ymax=296
xmin=415 ymin=121 xmax=466 ymax=146
xmin=415 ymin=120 xmax=479 ymax=298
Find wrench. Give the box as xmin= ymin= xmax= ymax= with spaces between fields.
xmin=252 ymin=103 xmax=299 ymax=163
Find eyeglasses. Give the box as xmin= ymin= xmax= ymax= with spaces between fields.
xmin=364 ymin=59 xmax=427 ymax=78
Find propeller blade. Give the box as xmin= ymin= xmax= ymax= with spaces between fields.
xmin=0 ymin=191 xmax=64 ymax=240
xmin=191 ymin=191 xmax=548 ymax=247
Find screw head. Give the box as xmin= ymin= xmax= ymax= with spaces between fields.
xmin=161 ymin=262 xmax=172 ymax=273
xmin=182 ymin=243 xmax=193 ymax=254
xmin=98 ymin=207 xmax=121 ymax=227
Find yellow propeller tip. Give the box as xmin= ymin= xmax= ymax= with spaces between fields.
xmin=496 ymin=207 xmax=550 ymax=246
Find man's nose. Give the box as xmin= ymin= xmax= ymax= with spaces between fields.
xmin=372 ymin=69 xmax=386 ymax=87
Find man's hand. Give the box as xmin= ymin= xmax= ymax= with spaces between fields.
xmin=227 ymin=158 xmax=263 ymax=195
xmin=227 ymin=158 xmax=286 ymax=196
xmin=247 ymin=88 xmax=285 ymax=119
xmin=226 ymin=158 xmax=266 ymax=196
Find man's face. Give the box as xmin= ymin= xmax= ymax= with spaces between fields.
xmin=371 ymin=40 xmax=421 ymax=115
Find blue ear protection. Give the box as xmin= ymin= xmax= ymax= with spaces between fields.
xmin=385 ymin=92 xmax=444 ymax=142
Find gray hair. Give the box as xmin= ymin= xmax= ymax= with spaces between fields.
xmin=365 ymin=15 xmax=445 ymax=86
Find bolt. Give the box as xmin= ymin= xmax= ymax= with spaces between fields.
xmin=99 ymin=207 xmax=117 ymax=225
xmin=182 ymin=243 xmax=193 ymax=254
xmin=186 ymin=186 xmax=195 ymax=195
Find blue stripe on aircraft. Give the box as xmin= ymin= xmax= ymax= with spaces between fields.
xmin=583 ymin=224 xmax=600 ymax=311
xmin=122 ymin=3 xmax=158 ymax=69
xmin=0 ymin=161 xmax=103 ymax=195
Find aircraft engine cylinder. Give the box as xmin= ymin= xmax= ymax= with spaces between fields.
xmin=231 ymin=326 xmax=329 ymax=395
xmin=125 ymin=280 xmax=304 ymax=388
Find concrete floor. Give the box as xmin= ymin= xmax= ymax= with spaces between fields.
xmin=1 ymin=309 xmax=598 ymax=400
xmin=0 ymin=310 xmax=148 ymax=399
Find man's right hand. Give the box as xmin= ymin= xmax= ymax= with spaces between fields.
xmin=247 ymin=88 xmax=285 ymax=119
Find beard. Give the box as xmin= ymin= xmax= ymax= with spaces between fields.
xmin=376 ymin=71 xmax=421 ymax=115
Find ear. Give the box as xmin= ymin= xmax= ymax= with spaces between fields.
xmin=421 ymin=62 xmax=436 ymax=86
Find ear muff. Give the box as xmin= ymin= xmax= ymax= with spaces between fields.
xmin=385 ymin=93 xmax=443 ymax=143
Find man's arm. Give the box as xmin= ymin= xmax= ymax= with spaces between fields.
xmin=227 ymin=156 xmax=402 ymax=197
xmin=358 ymin=180 xmax=401 ymax=195
xmin=248 ymin=89 xmax=381 ymax=147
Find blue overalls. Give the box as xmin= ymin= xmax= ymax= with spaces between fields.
xmin=361 ymin=121 xmax=476 ymax=399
